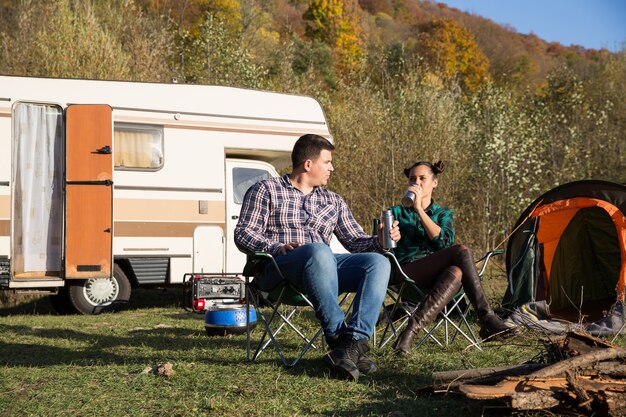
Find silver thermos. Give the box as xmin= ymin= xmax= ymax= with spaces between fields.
xmin=381 ymin=209 xmax=396 ymax=249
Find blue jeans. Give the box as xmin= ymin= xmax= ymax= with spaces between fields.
xmin=260 ymin=243 xmax=390 ymax=341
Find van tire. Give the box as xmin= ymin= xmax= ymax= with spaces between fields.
xmin=68 ymin=264 xmax=132 ymax=315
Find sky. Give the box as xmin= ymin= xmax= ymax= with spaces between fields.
xmin=440 ymin=0 xmax=626 ymax=52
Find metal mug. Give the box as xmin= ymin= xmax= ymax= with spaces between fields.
xmin=401 ymin=190 xmax=415 ymax=208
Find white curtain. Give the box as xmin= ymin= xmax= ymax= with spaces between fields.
xmin=114 ymin=128 xmax=162 ymax=169
xmin=12 ymin=103 xmax=64 ymax=273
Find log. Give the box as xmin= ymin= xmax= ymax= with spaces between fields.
xmin=565 ymin=370 xmax=592 ymax=412
xmin=459 ymin=377 xmax=569 ymax=400
xmin=458 ymin=375 xmax=626 ymax=401
xmin=582 ymin=361 xmax=626 ymax=377
xmin=531 ymin=348 xmax=626 ymax=378
xmin=510 ymin=390 xmax=560 ymax=410
xmin=431 ymin=363 xmax=548 ymax=390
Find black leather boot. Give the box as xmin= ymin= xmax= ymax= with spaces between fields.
xmin=454 ymin=247 xmax=516 ymax=341
xmin=392 ymin=271 xmax=462 ymax=355
xmin=478 ymin=313 xmax=516 ymax=341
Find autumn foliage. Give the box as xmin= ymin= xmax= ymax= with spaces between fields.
xmin=417 ymin=19 xmax=491 ymax=92
xmin=303 ymin=0 xmax=365 ymax=72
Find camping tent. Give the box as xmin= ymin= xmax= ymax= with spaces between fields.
xmin=502 ymin=180 xmax=626 ymax=331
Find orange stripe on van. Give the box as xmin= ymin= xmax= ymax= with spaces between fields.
xmin=114 ymin=199 xmax=224 ymax=222
xmin=0 ymin=195 xmax=9 ymax=218
xmin=0 ymin=219 xmax=8 ymax=236
xmin=114 ymin=221 xmax=224 ymax=237
xmin=3 ymin=220 xmax=223 ymax=238
xmin=0 ymin=197 xmax=225 ymax=222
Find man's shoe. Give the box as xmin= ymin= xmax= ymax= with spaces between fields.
xmin=326 ymin=334 xmax=377 ymax=375
xmin=354 ymin=339 xmax=377 ymax=375
xmin=324 ymin=336 xmax=360 ymax=381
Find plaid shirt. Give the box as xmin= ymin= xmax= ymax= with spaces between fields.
xmin=234 ymin=174 xmax=382 ymax=256
xmin=390 ymin=200 xmax=455 ymax=264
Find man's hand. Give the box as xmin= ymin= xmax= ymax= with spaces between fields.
xmin=377 ymin=220 xmax=401 ymax=248
xmin=277 ymin=241 xmax=304 ymax=256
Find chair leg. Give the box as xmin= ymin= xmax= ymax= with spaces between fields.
xmin=408 ymin=293 xmax=482 ymax=351
xmin=246 ymin=282 xmax=329 ymax=368
xmin=379 ymin=250 xmax=499 ymax=352
xmin=247 ymin=285 xmax=293 ymax=366
xmin=447 ymin=294 xmax=482 ymax=349
xmin=392 ymin=272 xmax=462 ymax=355
xmin=378 ymin=285 xmax=412 ymax=348
xmin=244 ymin=252 xmax=351 ymax=368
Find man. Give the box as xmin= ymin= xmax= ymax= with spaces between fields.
xmin=234 ymin=133 xmax=400 ymax=381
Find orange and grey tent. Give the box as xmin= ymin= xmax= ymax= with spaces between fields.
xmin=503 ymin=180 xmax=626 ymax=325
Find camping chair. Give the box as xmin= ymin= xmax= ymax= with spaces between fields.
xmin=377 ymin=249 xmax=504 ymax=351
xmin=243 ymin=251 xmax=352 ymax=368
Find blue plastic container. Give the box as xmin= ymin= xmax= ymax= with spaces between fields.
xmin=204 ymin=303 xmax=257 ymax=336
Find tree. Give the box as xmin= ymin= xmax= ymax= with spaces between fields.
xmin=0 ymin=0 xmax=173 ymax=81
xmin=303 ymin=0 xmax=366 ymax=73
xmin=177 ymin=15 xmax=268 ymax=88
xmin=416 ymin=19 xmax=490 ymax=93
xmin=138 ymin=0 xmax=241 ymax=33
xmin=358 ymin=0 xmax=392 ymax=16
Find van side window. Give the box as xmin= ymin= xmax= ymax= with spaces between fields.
xmin=232 ymin=168 xmax=271 ymax=204
xmin=114 ymin=124 xmax=163 ymax=170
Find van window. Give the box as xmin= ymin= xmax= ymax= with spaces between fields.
xmin=114 ymin=124 xmax=163 ymax=170
xmin=232 ymin=167 xmax=271 ymax=204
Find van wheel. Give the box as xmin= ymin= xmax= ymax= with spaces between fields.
xmin=68 ymin=264 xmax=132 ymax=314
xmin=49 ymin=287 xmax=78 ymax=315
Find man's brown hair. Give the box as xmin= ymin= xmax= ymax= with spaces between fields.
xmin=291 ymin=134 xmax=335 ymax=168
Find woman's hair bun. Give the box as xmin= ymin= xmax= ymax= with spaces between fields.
xmin=432 ymin=160 xmax=445 ymax=174
xmin=403 ymin=160 xmax=445 ymax=177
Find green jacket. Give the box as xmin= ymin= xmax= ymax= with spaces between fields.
xmin=390 ymin=200 xmax=455 ymax=264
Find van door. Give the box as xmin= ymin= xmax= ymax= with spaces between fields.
xmin=193 ymin=226 xmax=224 ymax=273
xmin=225 ymin=159 xmax=276 ymax=273
xmin=64 ymin=104 xmax=113 ymax=279
xmin=11 ymin=102 xmax=64 ymax=277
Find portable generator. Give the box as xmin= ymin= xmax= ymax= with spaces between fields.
xmin=182 ymin=273 xmax=256 ymax=336
xmin=183 ymin=273 xmax=245 ymax=313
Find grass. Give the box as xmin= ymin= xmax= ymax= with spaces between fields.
xmin=1 ymin=282 xmax=623 ymax=417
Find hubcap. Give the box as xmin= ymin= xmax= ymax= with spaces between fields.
xmin=83 ymin=277 xmax=119 ymax=306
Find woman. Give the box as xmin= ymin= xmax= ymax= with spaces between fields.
xmin=391 ymin=160 xmax=516 ymax=355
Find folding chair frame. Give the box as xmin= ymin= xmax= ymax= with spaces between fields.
xmin=244 ymin=252 xmax=351 ymax=368
xmin=378 ymin=249 xmax=504 ymax=351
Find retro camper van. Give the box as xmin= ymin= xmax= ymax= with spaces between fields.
xmin=0 ymin=75 xmax=332 ymax=314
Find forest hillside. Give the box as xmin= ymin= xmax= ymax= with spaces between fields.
xmin=1 ymin=0 xmax=624 ymax=252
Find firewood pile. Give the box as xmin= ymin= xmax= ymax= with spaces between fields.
xmin=431 ymin=331 xmax=626 ymax=416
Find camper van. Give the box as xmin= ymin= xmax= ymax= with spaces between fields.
xmin=0 ymin=75 xmax=332 ymax=314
